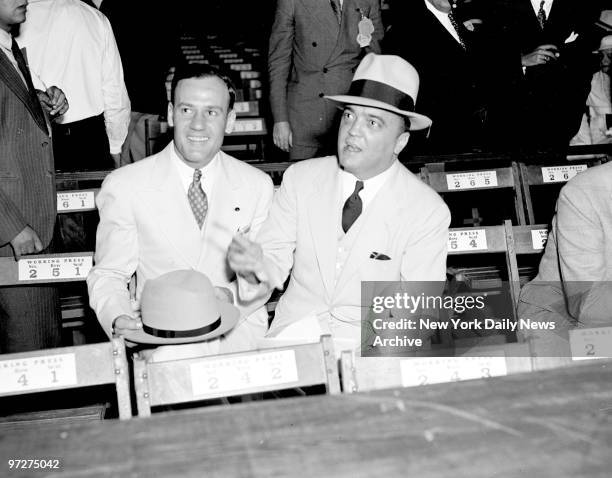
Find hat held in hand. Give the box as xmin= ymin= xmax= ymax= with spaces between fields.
xmin=124 ymin=270 xmax=239 ymax=345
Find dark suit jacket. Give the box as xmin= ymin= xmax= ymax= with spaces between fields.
xmin=384 ymin=1 xmax=490 ymax=152
xmin=268 ymin=0 xmax=383 ymax=157
xmin=485 ymin=0 xmax=600 ymax=148
xmin=0 ymin=47 xmax=56 ymax=257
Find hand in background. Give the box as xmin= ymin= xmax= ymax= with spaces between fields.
xmin=522 ymin=44 xmax=559 ymax=67
xmin=10 ymin=226 xmax=43 ymax=261
xmin=37 ymin=85 xmax=69 ymax=117
xmin=273 ymin=121 xmax=293 ymax=152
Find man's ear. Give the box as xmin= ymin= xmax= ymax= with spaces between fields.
xmin=167 ymin=102 xmax=174 ymax=128
xmin=394 ymin=132 xmax=410 ymax=155
xmin=224 ymin=108 xmax=236 ymax=134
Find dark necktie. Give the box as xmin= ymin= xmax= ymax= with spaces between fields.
xmin=448 ymin=11 xmax=467 ymax=50
xmin=11 ymin=38 xmax=37 ymax=93
xmin=537 ymin=1 xmax=547 ymax=29
xmin=188 ymin=169 xmax=208 ymax=229
xmin=10 ymin=37 xmax=47 ymax=130
xmin=330 ymin=0 xmax=342 ymax=25
xmin=342 ymin=180 xmax=364 ymax=233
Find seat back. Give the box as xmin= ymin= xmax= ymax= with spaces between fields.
xmin=341 ymin=342 xmax=532 ymax=393
xmin=134 ymin=335 xmax=340 ymax=417
xmin=421 ymin=161 xmax=526 ymax=225
xmin=0 ymin=338 xmax=131 ymax=419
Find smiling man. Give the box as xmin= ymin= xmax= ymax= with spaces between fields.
xmin=87 ymin=64 xmax=274 ymax=353
xmin=228 ymin=54 xmax=450 ymax=349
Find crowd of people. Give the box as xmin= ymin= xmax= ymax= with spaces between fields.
xmin=0 ymin=0 xmax=611 ymax=364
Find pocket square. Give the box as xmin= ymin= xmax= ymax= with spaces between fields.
xmin=564 ymin=31 xmax=579 ymax=44
xmin=369 ymin=251 xmax=391 ymax=260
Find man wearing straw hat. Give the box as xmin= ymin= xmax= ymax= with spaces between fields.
xmin=572 ymin=34 xmax=612 ymax=145
xmin=229 ymin=54 xmax=450 ymax=349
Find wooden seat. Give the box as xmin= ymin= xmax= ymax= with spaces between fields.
xmin=0 ymin=338 xmax=132 ymax=421
xmin=133 ymin=335 xmax=340 ymax=417
xmin=223 ymin=117 xmax=267 ymax=159
xmin=341 ymin=342 xmax=532 ymax=393
xmin=518 ymin=155 xmax=607 ymax=224
xmin=421 ymin=161 xmax=526 ymax=225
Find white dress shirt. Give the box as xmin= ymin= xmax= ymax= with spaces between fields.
xmin=16 ymin=0 xmax=130 ymax=154
xmin=424 ymin=0 xmax=463 ymax=46
xmin=0 ymin=29 xmax=27 ymax=86
xmin=531 ymin=0 xmax=553 ymax=19
xmin=171 ymin=145 xmax=219 ymax=209
xmin=339 ymin=159 xmax=399 ymax=213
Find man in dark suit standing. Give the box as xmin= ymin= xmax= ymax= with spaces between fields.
xmin=384 ymin=0 xmax=490 ymax=153
xmin=0 ymin=0 xmax=68 ymax=352
xmin=484 ymin=0 xmax=600 ymax=149
xmin=268 ymin=0 xmax=383 ymax=160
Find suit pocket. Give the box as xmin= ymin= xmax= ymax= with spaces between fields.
xmin=0 ymin=172 xmax=18 ymax=179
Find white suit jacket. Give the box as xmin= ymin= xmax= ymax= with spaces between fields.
xmin=241 ymin=156 xmax=450 ymax=335
xmin=519 ymin=161 xmax=612 ymax=327
xmin=88 ymin=143 xmax=274 ymax=340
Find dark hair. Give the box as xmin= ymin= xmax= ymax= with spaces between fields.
xmin=170 ymin=64 xmax=236 ymax=110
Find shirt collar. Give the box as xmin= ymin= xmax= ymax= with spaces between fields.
xmin=0 ymin=29 xmax=13 ymax=52
xmin=339 ymin=159 xmax=399 ymax=200
xmin=170 ymin=142 xmax=220 ymax=192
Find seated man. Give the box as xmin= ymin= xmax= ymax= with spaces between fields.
xmin=87 ymin=64 xmax=274 ymax=354
xmin=519 ymin=162 xmax=612 ymax=365
xmin=228 ymin=54 xmax=450 ymax=351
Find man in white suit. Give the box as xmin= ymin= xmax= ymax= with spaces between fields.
xmin=87 ymin=64 xmax=274 ymax=353
xmin=519 ymin=161 xmax=612 ymax=367
xmin=229 ymin=54 xmax=450 ymax=349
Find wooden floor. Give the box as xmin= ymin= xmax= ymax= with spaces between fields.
xmin=1 ymin=360 xmax=611 ymax=477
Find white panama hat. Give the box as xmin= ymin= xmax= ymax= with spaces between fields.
xmin=325 ymin=53 xmax=432 ymax=131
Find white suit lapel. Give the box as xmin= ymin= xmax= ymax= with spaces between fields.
xmin=197 ymin=153 xmax=245 ymax=270
xmin=308 ymin=162 xmax=343 ymax=298
xmin=139 ymin=144 xmax=202 ymax=269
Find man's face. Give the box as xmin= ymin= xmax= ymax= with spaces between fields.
xmin=168 ymin=76 xmax=235 ymax=169
xmin=601 ymin=49 xmax=612 ymax=74
xmin=337 ymin=104 xmax=410 ymax=180
xmin=0 ymin=0 xmax=27 ymax=31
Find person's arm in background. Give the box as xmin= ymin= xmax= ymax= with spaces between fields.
xmin=556 ymin=180 xmax=612 ymax=326
xmin=268 ymin=0 xmax=295 ymax=153
xmin=100 ymin=14 xmax=131 ymax=167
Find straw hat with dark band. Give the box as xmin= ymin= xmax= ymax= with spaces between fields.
xmin=123 ymin=270 xmax=239 ymax=345
xmin=325 ymin=53 xmax=432 ymax=131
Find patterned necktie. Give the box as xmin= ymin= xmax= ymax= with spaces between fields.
xmin=330 ymin=0 xmax=342 ymax=25
xmin=188 ymin=169 xmax=208 ymax=229
xmin=448 ymin=11 xmax=467 ymax=50
xmin=342 ymin=180 xmax=364 ymax=233
xmin=537 ymin=0 xmax=547 ymax=29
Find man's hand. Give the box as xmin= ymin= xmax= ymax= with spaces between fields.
xmin=228 ymin=233 xmax=265 ymax=285
xmin=10 ymin=226 xmax=43 ymax=261
xmin=112 ymin=314 xmax=143 ymax=336
xmin=214 ymin=286 xmax=234 ymax=304
xmin=273 ymin=121 xmax=293 ymax=152
xmin=37 ymin=86 xmax=69 ymax=117
xmin=522 ymin=44 xmax=559 ymax=67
